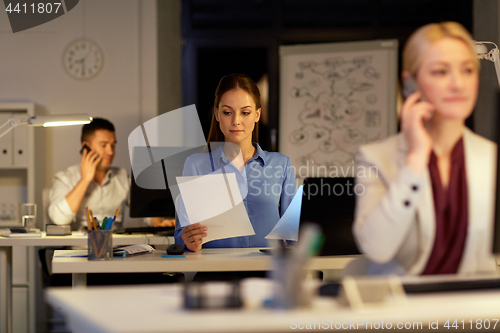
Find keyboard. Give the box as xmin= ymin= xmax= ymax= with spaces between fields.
xmin=318 ymin=275 xmax=500 ymax=297
xmin=113 ymin=226 xmax=174 ymax=235
xmin=403 ymin=277 xmax=500 ymax=294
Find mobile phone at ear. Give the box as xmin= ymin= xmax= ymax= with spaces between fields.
xmin=80 ymin=144 xmax=91 ymax=155
xmin=402 ymin=76 xmax=419 ymax=100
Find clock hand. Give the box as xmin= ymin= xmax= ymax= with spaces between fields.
xmin=82 ymin=50 xmax=91 ymax=60
xmin=74 ymin=49 xmax=90 ymax=64
xmin=81 ymin=58 xmax=86 ymax=76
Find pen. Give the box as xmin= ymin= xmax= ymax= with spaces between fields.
xmin=93 ymin=217 xmax=100 ymax=230
xmin=103 ymin=209 xmax=119 ymax=231
xmin=101 ymin=217 xmax=108 ymax=230
xmin=105 ymin=216 xmax=114 ymax=230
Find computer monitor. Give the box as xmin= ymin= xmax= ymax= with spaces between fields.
xmin=299 ymin=177 xmax=360 ymax=256
xmin=129 ymin=169 xmax=176 ymax=218
xmin=129 ymin=143 xmax=234 ymax=219
xmin=128 ymin=145 xmax=202 ymax=219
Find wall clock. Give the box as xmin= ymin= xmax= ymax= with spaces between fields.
xmin=64 ymin=39 xmax=104 ymax=80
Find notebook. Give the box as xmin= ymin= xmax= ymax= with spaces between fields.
xmin=112 ymin=244 xmax=154 ymax=257
xmin=0 ymin=228 xmax=41 ymax=238
xmin=55 ymin=244 xmax=154 ymax=258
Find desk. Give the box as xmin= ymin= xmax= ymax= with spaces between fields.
xmin=45 ymin=279 xmax=500 ymax=333
xmin=52 ymin=248 xmax=358 ymax=287
xmin=0 ymin=232 xmax=173 ymax=333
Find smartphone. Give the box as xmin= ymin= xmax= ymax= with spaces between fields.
xmin=80 ymin=144 xmax=91 ymax=155
xmin=402 ymin=76 xmax=419 ymax=100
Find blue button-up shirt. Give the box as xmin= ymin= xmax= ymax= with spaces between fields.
xmin=174 ymin=143 xmax=297 ymax=248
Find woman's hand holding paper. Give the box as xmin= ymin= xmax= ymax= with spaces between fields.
xmin=181 ymin=223 xmax=207 ymax=252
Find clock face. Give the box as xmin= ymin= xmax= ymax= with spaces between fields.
xmin=64 ymin=39 xmax=103 ymax=80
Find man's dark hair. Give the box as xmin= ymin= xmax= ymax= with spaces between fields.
xmin=81 ymin=118 xmax=115 ymax=143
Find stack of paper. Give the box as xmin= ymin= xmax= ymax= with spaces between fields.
xmin=177 ymin=173 xmax=255 ymax=243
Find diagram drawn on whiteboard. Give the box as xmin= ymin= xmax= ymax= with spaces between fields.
xmin=279 ymin=40 xmax=398 ymax=178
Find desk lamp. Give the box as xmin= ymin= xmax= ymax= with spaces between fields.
xmin=0 ymin=114 xmax=92 ymax=139
xmin=477 ymin=41 xmax=500 ymax=255
xmin=475 ymin=41 xmax=500 ymax=88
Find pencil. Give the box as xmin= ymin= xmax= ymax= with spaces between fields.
xmin=113 ymin=209 xmax=119 ymax=221
xmin=86 ymin=207 xmax=92 ymax=230
xmin=90 ymin=209 xmax=98 ymax=231
xmin=90 ymin=232 xmax=98 ymax=258
xmin=97 ymin=232 xmax=111 ymax=257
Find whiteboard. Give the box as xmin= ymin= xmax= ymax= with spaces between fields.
xmin=279 ymin=39 xmax=398 ymax=179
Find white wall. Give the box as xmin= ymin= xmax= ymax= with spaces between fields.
xmin=0 ymin=0 xmax=158 ymax=224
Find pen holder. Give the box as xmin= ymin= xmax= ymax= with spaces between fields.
xmin=88 ymin=230 xmax=113 ymax=261
xmin=270 ymin=224 xmax=322 ymax=309
xmin=271 ymin=251 xmax=310 ymax=309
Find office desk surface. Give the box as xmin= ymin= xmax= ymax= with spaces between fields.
xmin=0 ymin=232 xmax=172 ymax=333
xmin=52 ymin=248 xmax=358 ymax=274
xmin=46 ymin=282 xmax=500 ymax=333
xmin=0 ymin=231 xmax=172 ymax=246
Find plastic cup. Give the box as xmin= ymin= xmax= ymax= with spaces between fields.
xmin=21 ymin=203 xmax=36 ymax=229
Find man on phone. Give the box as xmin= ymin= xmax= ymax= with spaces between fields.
xmin=48 ymin=118 xmax=174 ymax=230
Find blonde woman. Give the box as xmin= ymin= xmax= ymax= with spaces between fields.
xmin=353 ymin=22 xmax=497 ymax=275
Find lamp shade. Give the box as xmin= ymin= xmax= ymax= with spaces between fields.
xmin=27 ymin=114 xmax=92 ymax=127
xmin=474 ymin=41 xmax=500 ymax=89
xmin=475 ymin=42 xmax=489 ymax=58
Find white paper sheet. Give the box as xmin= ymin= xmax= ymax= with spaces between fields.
xmin=176 ymin=173 xmax=255 ymax=243
xmin=265 ymin=185 xmax=303 ymax=241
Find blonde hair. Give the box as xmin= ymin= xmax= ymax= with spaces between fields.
xmin=402 ymin=21 xmax=479 ymax=77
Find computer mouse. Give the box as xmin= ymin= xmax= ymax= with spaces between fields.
xmin=166 ymin=243 xmax=185 ymax=255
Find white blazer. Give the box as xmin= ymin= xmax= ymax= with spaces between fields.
xmin=353 ymin=128 xmax=498 ymax=275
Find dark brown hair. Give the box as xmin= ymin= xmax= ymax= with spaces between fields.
xmin=81 ymin=118 xmax=115 ymax=143
xmin=207 ymin=73 xmax=261 ymax=144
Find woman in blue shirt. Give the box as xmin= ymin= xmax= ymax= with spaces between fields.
xmin=175 ymin=73 xmax=297 ymax=251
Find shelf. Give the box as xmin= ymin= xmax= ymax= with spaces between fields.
xmin=0 ymin=102 xmax=36 ymax=332
xmin=0 ymin=165 xmax=29 ymax=170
